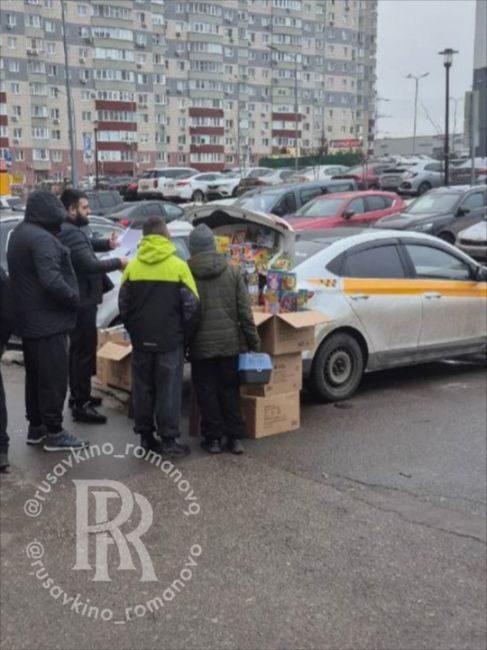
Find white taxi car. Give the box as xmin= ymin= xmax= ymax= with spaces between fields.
xmin=295 ymin=229 xmax=487 ymax=401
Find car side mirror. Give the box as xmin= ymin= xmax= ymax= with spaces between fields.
xmin=343 ymin=210 xmax=354 ymax=219
xmin=456 ymin=207 xmax=470 ymax=217
xmin=475 ymin=265 xmax=487 ymax=282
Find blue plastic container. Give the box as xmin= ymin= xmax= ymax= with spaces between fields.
xmin=238 ymin=353 xmax=273 ymax=385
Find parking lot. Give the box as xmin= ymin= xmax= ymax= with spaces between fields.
xmin=1 ymin=356 xmax=485 ymax=650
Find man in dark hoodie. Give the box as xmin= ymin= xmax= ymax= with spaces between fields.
xmin=0 ymin=266 xmax=15 ymax=470
xmin=59 ymin=189 xmax=128 ymax=424
xmin=119 ymin=216 xmax=200 ymax=458
xmin=188 ymin=224 xmax=260 ymax=455
xmin=7 ymin=191 xmax=88 ymax=452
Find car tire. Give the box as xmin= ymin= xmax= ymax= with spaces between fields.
xmin=417 ymin=181 xmax=431 ymax=195
xmin=437 ymin=231 xmax=455 ymax=244
xmin=232 ymin=187 xmax=239 ymax=197
xmin=308 ymin=332 xmax=365 ymax=402
xmin=192 ymin=190 xmax=205 ymax=202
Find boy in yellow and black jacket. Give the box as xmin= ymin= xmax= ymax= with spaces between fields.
xmin=119 ymin=216 xmax=200 ymax=458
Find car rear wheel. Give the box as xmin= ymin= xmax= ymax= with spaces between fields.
xmin=192 ymin=189 xmax=205 ymax=202
xmin=418 ymin=181 xmax=431 ymax=195
xmin=308 ymin=332 xmax=364 ymax=402
xmin=437 ymin=231 xmax=455 ymax=244
xmin=231 ymin=186 xmax=239 ymax=197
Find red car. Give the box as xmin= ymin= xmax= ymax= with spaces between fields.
xmin=332 ymin=163 xmax=391 ymax=190
xmin=286 ymin=191 xmax=406 ymax=231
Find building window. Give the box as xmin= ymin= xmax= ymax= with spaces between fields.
xmin=7 ymin=37 xmax=17 ymax=49
xmin=77 ymin=4 xmax=88 ymax=16
xmin=33 ymin=149 xmax=50 ymax=161
xmin=8 ymin=61 xmax=20 ymax=73
xmin=10 ymin=83 xmax=20 ymax=95
xmin=81 ymin=111 xmax=91 ymax=121
xmin=25 ymin=14 xmax=42 ymax=28
xmin=12 ymin=106 xmax=22 ymax=117
xmin=52 ymin=130 xmax=61 ymax=140
xmin=51 ymin=150 xmax=62 ymax=162
xmin=15 ymin=150 xmax=25 ymax=161
xmin=13 ymin=128 xmax=23 ymax=140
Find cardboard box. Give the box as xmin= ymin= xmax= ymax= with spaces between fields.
xmin=241 ymin=352 xmax=302 ymax=397
xmin=253 ymin=310 xmax=329 ymax=356
xmin=240 ymin=391 xmax=300 ymax=439
xmin=97 ymin=325 xmax=130 ymax=350
xmin=96 ymin=341 xmax=132 ymax=392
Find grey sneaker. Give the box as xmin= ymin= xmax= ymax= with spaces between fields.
xmin=43 ymin=431 xmax=89 ymax=452
xmin=27 ymin=424 xmax=48 ymax=446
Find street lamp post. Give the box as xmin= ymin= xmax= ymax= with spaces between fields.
xmin=438 ymin=49 xmax=458 ymax=186
xmin=268 ymin=45 xmax=299 ymax=172
xmin=406 ymin=72 xmax=429 ymax=155
xmin=60 ymin=0 xmax=78 ymax=188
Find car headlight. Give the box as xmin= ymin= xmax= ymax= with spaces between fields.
xmin=411 ymin=222 xmax=434 ymax=232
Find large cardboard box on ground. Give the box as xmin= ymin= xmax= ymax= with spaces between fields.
xmin=241 ymin=352 xmax=302 ymax=397
xmin=252 ymin=310 xmax=329 ymax=356
xmin=96 ymin=327 xmax=132 ymax=392
xmin=240 ymin=392 xmax=300 ymax=439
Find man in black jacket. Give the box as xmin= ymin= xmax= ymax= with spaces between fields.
xmin=59 ymin=189 xmax=128 ymax=423
xmin=7 ymin=191 xmax=88 ymax=452
xmin=0 ymin=266 xmax=15 ymax=470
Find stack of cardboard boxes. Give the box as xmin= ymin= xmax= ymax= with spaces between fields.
xmin=240 ymin=311 xmax=327 ymax=439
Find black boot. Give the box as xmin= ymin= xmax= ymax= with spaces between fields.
xmin=201 ymin=438 xmax=223 ymax=454
xmin=161 ymin=438 xmax=191 ymax=459
xmin=72 ymin=402 xmax=107 ymax=424
xmin=0 ymin=451 xmax=9 ymax=472
xmin=227 ymin=438 xmax=244 ymax=455
xmin=140 ymin=433 xmax=163 ymax=455
xmin=69 ymin=396 xmax=102 ymax=409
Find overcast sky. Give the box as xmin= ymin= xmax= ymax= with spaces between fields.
xmin=376 ymin=0 xmax=477 ymax=139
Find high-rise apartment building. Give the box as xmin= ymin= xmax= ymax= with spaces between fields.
xmin=473 ymin=0 xmax=486 ymax=157
xmin=0 ymin=0 xmax=378 ymax=185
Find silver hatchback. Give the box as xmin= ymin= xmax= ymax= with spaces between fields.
xmin=397 ymin=161 xmax=444 ymax=195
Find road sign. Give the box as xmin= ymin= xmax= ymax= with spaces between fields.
xmin=3 ymin=149 xmax=12 ymax=167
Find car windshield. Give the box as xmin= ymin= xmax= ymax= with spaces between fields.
xmin=141 ymin=170 xmax=158 ymax=179
xmin=234 ymin=193 xmax=281 ymax=212
xmin=405 ymin=193 xmax=459 ymax=215
xmin=5 ymin=197 xmax=23 ymax=210
xmin=294 ymin=197 xmax=345 ymax=218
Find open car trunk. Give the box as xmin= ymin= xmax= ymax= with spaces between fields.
xmin=186 ymin=204 xmax=295 ymax=267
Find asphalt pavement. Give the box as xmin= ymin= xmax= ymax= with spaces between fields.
xmin=0 ymin=356 xmax=486 ymax=650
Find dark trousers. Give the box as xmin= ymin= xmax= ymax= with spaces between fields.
xmin=132 ymin=347 xmax=184 ymax=440
xmin=0 ymin=359 xmax=8 ymax=453
xmin=191 ymin=356 xmax=246 ymax=441
xmin=23 ymin=333 xmax=69 ymax=434
xmin=69 ymin=304 xmax=97 ymax=407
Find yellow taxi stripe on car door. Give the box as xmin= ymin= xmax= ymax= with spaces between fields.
xmin=342 ymin=278 xmax=487 ymax=299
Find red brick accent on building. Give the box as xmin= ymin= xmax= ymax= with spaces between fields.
xmin=189 ymin=107 xmax=224 ymax=118
xmin=189 ymin=127 xmax=224 ymax=136
xmin=271 ymin=113 xmax=303 ymax=121
xmin=97 ymin=142 xmax=135 ymax=151
xmin=96 ymin=122 xmax=137 ymax=131
xmin=271 ymin=130 xmax=302 ymax=138
xmin=0 ymin=138 xmax=9 ymax=148
xmin=101 ymin=161 xmax=134 ymax=174
xmin=0 ymin=116 xmax=7 ymax=126
xmin=95 ymin=101 xmax=137 ymax=111
xmin=192 ymin=162 xmax=225 ymax=172
xmin=189 ymin=144 xmax=224 ymax=154
xmin=0 ymin=93 xmax=6 ymax=104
